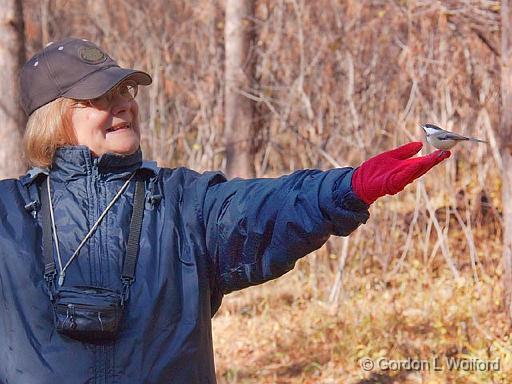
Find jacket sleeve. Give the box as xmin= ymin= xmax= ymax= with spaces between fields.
xmin=200 ymin=167 xmax=370 ymax=294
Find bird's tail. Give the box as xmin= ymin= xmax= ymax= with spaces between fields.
xmin=469 ymin=137 xmax=488 ymax=144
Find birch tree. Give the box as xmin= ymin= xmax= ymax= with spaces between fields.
xmin=0 ymin=0 xmax=26 ymax=178
xmin=224 ymin=0 xmax=256 ymax=178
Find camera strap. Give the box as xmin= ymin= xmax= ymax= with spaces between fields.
xmin=40 ymin=172 xmax=146 ymax=305
xmin=121 ymin=175 xmax=146 ymax=304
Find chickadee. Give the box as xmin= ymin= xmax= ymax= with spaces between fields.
xmin=421 ymin=123 xmax=488 ymax=151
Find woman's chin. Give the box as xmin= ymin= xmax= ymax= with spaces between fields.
xmin=105 ymin=137 xmax=140 ymax=156
xmin=113 ymin=145 xmax=140 ymax=156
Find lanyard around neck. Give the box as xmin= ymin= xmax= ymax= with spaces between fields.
xmin=46 ymin=172 xmax=135 ymax=286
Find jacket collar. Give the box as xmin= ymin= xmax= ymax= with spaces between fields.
xmin=52 ymin=145 xmax=142 ymax=178
xmin=21 ymin=146 xmax=159 ymax=185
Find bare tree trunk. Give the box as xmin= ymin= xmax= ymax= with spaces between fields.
xmin=40 ymin=0 xmax=51 ymax=45
xmin=0 ymin=0 xmax=26 ymax=179
xmin=224 ymin=0 xmax=256 ymax=179
xmin=501 ymin=0 xmax=512 ymax=323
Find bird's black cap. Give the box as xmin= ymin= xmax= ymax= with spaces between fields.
xmin=422 ymin=123 xmax=443 ymax=130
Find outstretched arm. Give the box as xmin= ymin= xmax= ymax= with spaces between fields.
xmin=202 ymin=167 xmax=369 ymax=294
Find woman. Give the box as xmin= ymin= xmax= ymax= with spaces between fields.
xmin=0 ymin=38 xmax=449 ymax=383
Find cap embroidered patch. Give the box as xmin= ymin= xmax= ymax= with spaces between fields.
xmin=79 ymin=46 xmax=107 ymax=64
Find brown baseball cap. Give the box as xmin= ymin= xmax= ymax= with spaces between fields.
xmin=20 ymin=37 xmax=152 ymax=115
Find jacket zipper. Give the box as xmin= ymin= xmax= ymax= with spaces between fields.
xmin=91 ymin=158 xmax=106 ymax=383
xmin=92 ymin=158 xmax=99 ymax=179
xmin=91 ymin=157 xmax=100 ymax=286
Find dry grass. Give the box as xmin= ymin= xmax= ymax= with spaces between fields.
xmin=213 ymin=212 xmax=510 ymax=383
xmin=213 ymin=165 xmax=507 ymax=383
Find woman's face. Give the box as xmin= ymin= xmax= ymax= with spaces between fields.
xmin=70 ymin=81 xmax=141 ymax=157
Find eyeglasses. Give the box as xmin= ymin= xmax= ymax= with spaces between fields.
xmin=87 ymin=79 xmax=138 ymax=110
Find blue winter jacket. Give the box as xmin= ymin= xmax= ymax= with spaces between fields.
xmin=0 ymin=146 xmax=369 ymax=383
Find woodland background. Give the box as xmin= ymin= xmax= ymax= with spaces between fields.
xmin=1 ymin=0 xmax=511 ymax=383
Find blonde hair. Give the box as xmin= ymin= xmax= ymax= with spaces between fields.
xmin=23 ymin=98 xmax=77 ymax=168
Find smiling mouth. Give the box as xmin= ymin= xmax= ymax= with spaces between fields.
xmin=106 ymin=122 xmax=131 ymax=133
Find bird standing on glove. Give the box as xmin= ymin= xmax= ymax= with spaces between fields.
xmin=421 ymin=123 xmax=488 ymax=151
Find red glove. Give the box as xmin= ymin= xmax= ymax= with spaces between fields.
xmin=351 ymin=142 xmax=450 ymax=205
